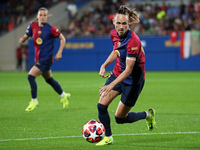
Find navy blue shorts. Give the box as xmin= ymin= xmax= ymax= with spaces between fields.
xmin=35 ymin=60 xmax=52 ymax=72
xmin=104 ymin=73 xmax=145 ymax=107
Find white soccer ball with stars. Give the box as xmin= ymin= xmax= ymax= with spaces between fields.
xmin=82 ymin=120 xmax=105 ymax=143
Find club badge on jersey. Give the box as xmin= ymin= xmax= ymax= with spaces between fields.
xmin=36 ymin=30 xmax=42 ymax=45
xmin=36 ymin=37 xmax=43 ymax=45
xmin=117 ymin=41 xmax=121 ymax=47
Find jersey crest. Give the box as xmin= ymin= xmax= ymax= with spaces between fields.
xmin=117 ymin=42 xmax=121 ymax=47
xmin=36 ymin=37 xmax=43 ymax=45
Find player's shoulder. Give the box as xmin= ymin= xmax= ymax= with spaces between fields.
xmin=129 ymin=30 xmax=141 ymax=44
xmin=110 ymin=29 xmax=117 ymax=36
xmin=26 ymin=22 xmax=38 ymax=32
xmin=130 ymin=30 xmax=140 ymax=41
xmin=110 ymin=29 xmax=117 ymax=35
xmin=110 ymin=29 xmax=118 ymax=40
xmin=48 ymin=23 xmax=59 ymax=31
xmin=30 ymin=21 xmax=38 ymax=27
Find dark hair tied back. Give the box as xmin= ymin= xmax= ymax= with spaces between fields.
xmin=117 ymin=5 xmax=140 ymax=24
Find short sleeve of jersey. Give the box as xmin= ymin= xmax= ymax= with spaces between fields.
xmin=51 ymin=26 xmax=60 ymax=38
xmin=26 ymin=24 xmax=32 ymax=37
xmin=126 ymin=37 xmax=141 ymax=58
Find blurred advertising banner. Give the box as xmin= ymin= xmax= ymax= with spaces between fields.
xmin=28 ymin=36 xmax=200 ymax=71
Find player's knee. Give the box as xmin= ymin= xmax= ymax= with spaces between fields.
xmin=97 ymin=103 xmax=107 ymax=113
xmin=27 ymin=74 xmax=35 ymax=82
xmin=115 ymin=116 xmax=125 ymax=124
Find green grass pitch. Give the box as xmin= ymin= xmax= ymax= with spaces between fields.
xmin=0 ymin=71 xmax=200 ymax=150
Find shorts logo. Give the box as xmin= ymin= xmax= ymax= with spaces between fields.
xmin=115 ymin=49 xmax=120 ymax=57
xmin=36 ymin=62 xmax=40 ymax=65
xmin=36 ymin=37 xmax=43 ymax=45
xmin=108 ymin=71 xmax=112 ymax=78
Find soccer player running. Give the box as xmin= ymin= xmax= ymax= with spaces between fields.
xmin=19 ymin=7 xmax=71 ymax=111
xmin=96 ymin=5 xmax=156 ymax=146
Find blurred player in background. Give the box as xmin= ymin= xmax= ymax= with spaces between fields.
xmin=19 ymin=7 xmax=71 ymax=112
xmin=96 ymin=5 xmax=156 ymax=146
xmin=16 ymin=45 xmax=23 ymax=70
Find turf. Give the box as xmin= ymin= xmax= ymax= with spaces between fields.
xmin=0 ymin=71 xmax=200 ymax=150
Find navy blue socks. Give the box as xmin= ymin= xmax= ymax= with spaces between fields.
xmin=97 ymin=103 xmax=147 ymax=135
xmin=97 ymin=103 xmax=112 ymax=136
xmin=45 ymin=77 xmax=63 ymax=95
xmin=27 ymin=75 xmax=63 ymax=100
xmin=115 ymin=111 xmax=146 ymax=124
xmin=27 ymin=75 xmax=37 ymax=99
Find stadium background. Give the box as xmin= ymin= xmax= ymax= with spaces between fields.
xmin=0 ymin=0 xmax=200 ymax=71
xmin=0 ymin=1 xmax=200 ymax=149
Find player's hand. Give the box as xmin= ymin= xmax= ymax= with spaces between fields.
xmin=19 ymin=37 xmax=24 ymax=43
xmin=55 ymin=53 xmax=62 ymax=61
xmin=99 ymin=84 xmax=113 ymax=97
xmin=99 ymin=66 xmax=109 ymax=78
xmin=19 ymin=35 xmax=28 ymax=43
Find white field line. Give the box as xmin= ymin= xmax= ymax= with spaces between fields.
xmin=0 ymin=131 xmax=199 ymax=142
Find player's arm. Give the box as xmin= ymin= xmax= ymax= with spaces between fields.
xmin=99 ymin=51 xmax=117 ymax=78
xmin=55 ymin=33 xmax=66 ymax=61
xmin=99 ymin=57 xmax=136 ymax=97
xmin=19 ymin=34 xmax=29 ymax=43
xmin=111 ymin=57 xmax=136 ymax=86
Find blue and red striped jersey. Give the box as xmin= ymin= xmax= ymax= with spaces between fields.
xmin=110 ymin=29 xmax=145 ymax=85
xmin=26 ymin=22 xmax=60 ymax=62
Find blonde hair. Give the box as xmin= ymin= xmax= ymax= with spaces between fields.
xmin=115 ymin=5 xmax=140 ymax=24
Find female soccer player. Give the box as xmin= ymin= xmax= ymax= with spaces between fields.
xmin=96 ymin=5 xmax=156 ymax=146
xmin=19 ymin=7 xmax=70 ymax=111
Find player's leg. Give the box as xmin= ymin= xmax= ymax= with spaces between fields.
xmin=96 ymin=73 xmax=122 ymax=146
xmin=42 ymin=70 xmax=62 ymax=94
xmin=98 ymin=90 xmax=119 ymax=136
xmin=115 ymin=101 xmax=147 ymax=124
xmin=96 ymin=90 xmax=119 ymax=146
xmin=25 ymin=65 xmax=42 ymax=111
xmin=115 ymin=81 xmax=147 ymax=123
xmin=43 ymin=70 xmax=71 ymax=108
xmin=115 ymin=81 xmax=156 ymax=130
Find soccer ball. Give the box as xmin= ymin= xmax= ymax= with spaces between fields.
xmin=82 ymin=120 xmax=105 ymax=143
